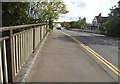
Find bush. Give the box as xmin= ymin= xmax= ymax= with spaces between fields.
xmin=103 ymin=17 xmax=119 ymax=38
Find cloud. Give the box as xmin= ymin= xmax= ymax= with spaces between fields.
xmin=70 ymin=0 xmax=87 ymax=8
xmin=58 ymin=0 xmax=117 ymax=23
xmin=77 ymin=2 xmax=87 ymax=8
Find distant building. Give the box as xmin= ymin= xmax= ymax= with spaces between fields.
xmin=92 ymin=13 xmax=109 ymax=29
xmin=85 ymin=24 xmax=92 ymax=30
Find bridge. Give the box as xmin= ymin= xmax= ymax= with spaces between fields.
xmin=0 ymin=23 xmax=119 ymax=83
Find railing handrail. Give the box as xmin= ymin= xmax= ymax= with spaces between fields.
xmin=0 ymin=23 xmax=47 ymax=32
xmin=0 ymin=23 xmax=48 ymax=83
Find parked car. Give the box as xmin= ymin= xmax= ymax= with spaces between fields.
xmin=56 ymin=27 xmax=62 ymax=30
xmin=56 ymin=26 xmax=64 ymax=30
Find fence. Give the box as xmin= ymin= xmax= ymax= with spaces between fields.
xmin=0 ymin=23 xmax=48 ymax=83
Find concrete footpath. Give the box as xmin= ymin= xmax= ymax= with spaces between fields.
xmin=26 ymin=29 xmax=115 ymax=82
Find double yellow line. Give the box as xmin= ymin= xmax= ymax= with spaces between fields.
xmin=61 ymin=31 xmax=120 ymax=76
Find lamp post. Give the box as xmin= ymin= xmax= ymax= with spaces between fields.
xmin=49 ymin=17 xmax=52 ymax=30
xmin=46 ymin=0 xmax=57 ymax=30
xmin=49 ymin=9 xmax=57 ymax=30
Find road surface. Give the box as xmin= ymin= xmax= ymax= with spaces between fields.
xmin=63 ymin=29 xmax=119 ymax=68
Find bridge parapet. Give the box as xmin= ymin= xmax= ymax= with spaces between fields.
xmin=0 ymin=23 xmax=49 ymax=83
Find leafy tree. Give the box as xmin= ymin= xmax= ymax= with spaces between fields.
xmin=61 ymin=21 xmax=66 ymax=27
xmin=103 ymin=1 xmax=120 ymax=37
xmin=2 ymin=2 xmax=33 ymax=27
xmin=2 ymin=2 xmax=68 ymax=27
xmin=67 ymin=17 xmax=87 ymax=29
xmin=30 ymin=2 xmax=69 ymax=22
xmin=78 ymin=17 xmax=87 ymax=29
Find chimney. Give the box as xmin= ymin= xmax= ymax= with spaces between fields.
xmin=98 ymin=13 xmax=101 ymax=17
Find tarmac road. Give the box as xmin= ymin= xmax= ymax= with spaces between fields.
xmin=63 ymin=29 xmax=119 ymax=68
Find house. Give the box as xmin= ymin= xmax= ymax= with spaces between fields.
xmin=92 ymin=13 xmax=109 ymax=29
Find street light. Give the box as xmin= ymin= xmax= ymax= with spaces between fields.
xmin=48 ymin=9 xmax=57 ymax=30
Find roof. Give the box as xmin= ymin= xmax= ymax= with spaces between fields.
xmin=95 ymin=16 xmax=109 ymax=23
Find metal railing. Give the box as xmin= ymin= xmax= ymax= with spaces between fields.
xmin=0 ymin=23 xmax=48 ymax=83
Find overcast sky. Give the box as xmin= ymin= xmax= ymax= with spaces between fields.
xmin=57 ymin=0 xmax=118 ymax=23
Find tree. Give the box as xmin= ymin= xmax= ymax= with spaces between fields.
xmin=36 ymin=2 xmax=69 ymax=29
xmin=61 ymin=21 xmax=66 ymax=27
xmin=2 ymin=2 xmax=33 ymax=27
xmin=2 ymin=1 xmax=69 ymax=27
xmin=79 ymin=17 xmax=87 ymax=29
xmin=66 ymin=17 xmax=87 ymax=29
xmin=30 ymin=2 xmax=69 ymax=22
xmin=103 ymin=1 xmax=120 ymax=37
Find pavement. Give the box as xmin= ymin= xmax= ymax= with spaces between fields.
xmin=26 ymin=29 xmax=115 ymax=82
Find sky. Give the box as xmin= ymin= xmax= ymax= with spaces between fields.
xmin=57 ymin=0 xmax=118 ymax=23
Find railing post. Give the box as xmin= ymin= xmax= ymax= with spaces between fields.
xmin=40 ymin=25 xmax=42 ymax=42
xmin=33 ymin=26 xmax=35 ymax=52
xmin=0 ymin=43 xmax=3 ymax=83
xmin=1 ymin=40 xmax=7 ymax=83
xmin=44 ymin=25 xmax=46 ymax=37
xmin=46 ymin=24 xmax=48 ymax=35
xmin=0 ymin=2 xmax=2 ymax=83
xmin=5 ymin=30 xmax=15 ymax=83
xmin=43 ymin=25 xmax=46 ymax=38
xmin=40 ymin=26 xmax=42 ymax=41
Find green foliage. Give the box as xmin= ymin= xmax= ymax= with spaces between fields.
xmin=2 ymin=2 xmax=68 ymax=27
xmin=103 ymin=17 xmax=119 ymax=37
xmin=32 ymin=2 xmax=69 ymax=22
xmin=69 ymin=21 xmax=80 ymax=28
xmin=61 ymin=21 xmax=66 ymax=27
xmin=62 ymin=17 xmax=87 ymax=29
xmin=78 ymin=17 xmax=87 ymax=29
xmin=103 ymin=1 xmax=120 ymax=37
xmin=2 ymin=2 xmax=33 ymax=27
